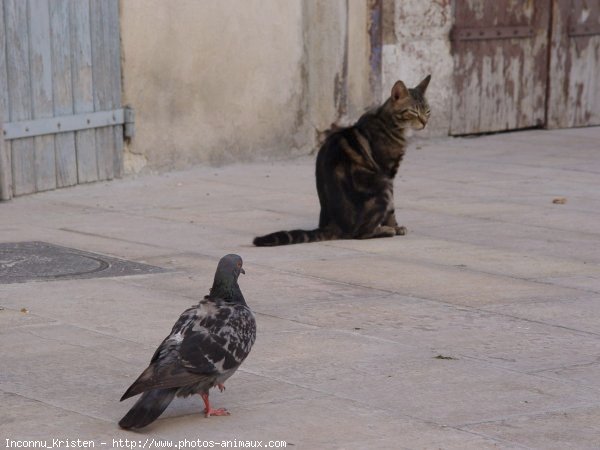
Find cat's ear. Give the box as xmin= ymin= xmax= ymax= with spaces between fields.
xmin=416 ymin=74 xmax=431 ymax=94
xmin=391 ymin=80 xmax=409 ymax=102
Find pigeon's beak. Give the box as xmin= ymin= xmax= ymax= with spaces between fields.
xmin=240 ymin=268 xmax=245 ymax=275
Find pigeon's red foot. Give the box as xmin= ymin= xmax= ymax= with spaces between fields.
xmin=200 ymin=392 xmax=230 ymax=418
xmin=205 ymin=407 xmax=230 ymax=417
xmin=217 ymin=383 xmax=226 ymax=393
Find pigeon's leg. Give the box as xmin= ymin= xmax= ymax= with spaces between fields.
xmin=200 ymin=392 xmax=230 ymax=417
xmin=217 ymin=383 xmax=226 ymax=393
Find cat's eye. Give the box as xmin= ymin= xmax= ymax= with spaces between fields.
xmin=403 ymin=111 xmax=417 ymax=119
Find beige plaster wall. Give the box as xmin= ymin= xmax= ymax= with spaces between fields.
xmin=304 ymin=0 xmax=374 ymax=133
xmin=382 ymin=0 xmax=453 ymax=138
xmin=120 ymin=0 xmax=310 ymax=173
xmin=120 ymin=1 xmax=444 ymax=173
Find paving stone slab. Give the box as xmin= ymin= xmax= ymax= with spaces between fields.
xmin=0 ymin=278 xmax=200 ymax=343
xmin=153 ymin=396 xmax=508 ymax=450
xmin=284 ymin=255 xmax=586 ymax=307
xmin=463 ymin=405 xmax=600 ymax=450
xmin=482 ymin=295 xmax=600 ymax=336
xmin=261 ymin=294 xmax=600 ymax=372
xmin=328 ymin=235 xmax=600 ymax=282
xmin=533 ymin=275 xmax=600 ymax=294
xmin=248 ymin=332 xmax=595 ymax=427
xmin=532 ymin=362 xmax=600 ymax=392
xmin=0 ymin=391 xmax=135 ymax=444
xmin=0 ymin=307 xmax=57 ymax=329
xmin=420 ymin=219 xmax=600 ymax=264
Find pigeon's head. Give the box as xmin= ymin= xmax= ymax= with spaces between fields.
xmin=216 ymin=254 xmax=245 ymax=281
xmin=211 ymin=254 xmax=246 ymax=303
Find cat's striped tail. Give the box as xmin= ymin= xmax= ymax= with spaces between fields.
xmin=253 ymin=228 xmax=335 ymax=246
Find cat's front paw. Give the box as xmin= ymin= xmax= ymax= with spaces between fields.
xmin=395 ymin=226 xmax=407 ymax=236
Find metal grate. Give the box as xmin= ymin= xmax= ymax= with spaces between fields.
xmin=0 ymin=241 xmax=166 ymax=284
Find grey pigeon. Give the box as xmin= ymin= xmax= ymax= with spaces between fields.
xmin=119 ymin=254 xmax=256 ymax=429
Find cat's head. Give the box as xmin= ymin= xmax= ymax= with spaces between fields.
xmin=388 ymin=75 xmax=431 ymax=130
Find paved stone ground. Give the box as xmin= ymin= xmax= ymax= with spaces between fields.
xmin=1 ymin=127 xmax=599 ymax=449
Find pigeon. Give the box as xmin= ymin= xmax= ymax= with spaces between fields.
xmin=118 ymin=254 xmax=256 ymax=429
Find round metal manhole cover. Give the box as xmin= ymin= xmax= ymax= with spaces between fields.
xmin=0 ymin=248 xmax=109 ymax=281
xmin=0 ymin=241 xmax=166 ymax=284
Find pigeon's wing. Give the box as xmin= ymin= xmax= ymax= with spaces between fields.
xmin=222 ymin=303 xmax=256 ymax=364
xmin=120 ymin=306 xmax=218 ymax=401
xmin=121 ymin=300 xmax=256 ymax=401
xmin=179 ymin=301 xmax=256 ymax=374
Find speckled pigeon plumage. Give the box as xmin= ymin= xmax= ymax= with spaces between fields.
xmin=119 ymin=254 xmax=256 ymax=429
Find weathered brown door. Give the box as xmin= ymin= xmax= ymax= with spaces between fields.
xmin=450 ymin=0 xmax=551 ymax=135
xmin=450 ymin=0 xmax=600 ymax=135
xmin=547 ymin=0 xmax=600 ymax=128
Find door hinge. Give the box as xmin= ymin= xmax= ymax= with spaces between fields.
xmin=123 ymin=106 xmax=135 ymax=140
xmin=568 ymin=24 xmax=600 ymax=37
xmin=451 ymin=26 xmax=534 ymax=41
xmin=3 ymin=107 xmax=135 ymax=141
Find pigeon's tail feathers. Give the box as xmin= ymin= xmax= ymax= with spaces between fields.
xmin=121 ymin=365 xmax=205 ymax=401
xmin=253 ymin=228 xmax=335 ymax=247
xmin=119 ymin=388 xmax=177 ymax=429
xmin=120 ymin=365 xmax=156 ymax=401
xmin=120 ymin=382 xmax=141 ymax=402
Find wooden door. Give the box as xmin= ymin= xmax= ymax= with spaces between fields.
xmin=0 ymin=0 xmax=126 ymax=200
xmin=450 ymin=0 xmax=552 ymax=135
xmin=547 ymin=0 xmax=600 ymax=128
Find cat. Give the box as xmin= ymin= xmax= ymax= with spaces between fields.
xmin=253 ymin=74 xmax=431 ymax=247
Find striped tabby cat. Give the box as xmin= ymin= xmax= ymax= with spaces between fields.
xmin=253 ymin=75 xmax=431 ymax=247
